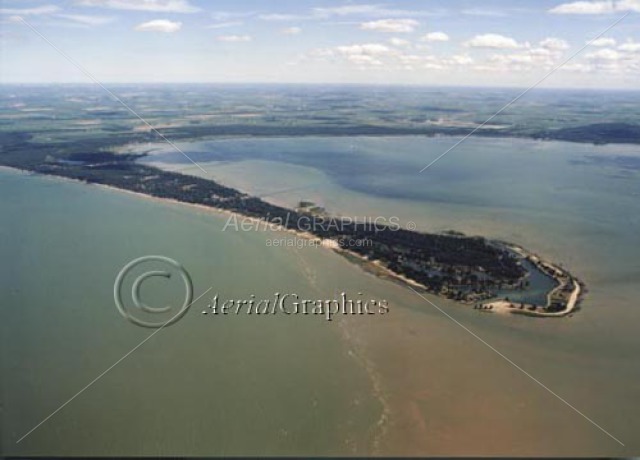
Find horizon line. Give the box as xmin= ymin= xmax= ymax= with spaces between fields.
xmin=1 ymin=81 xmax=639 ymax=92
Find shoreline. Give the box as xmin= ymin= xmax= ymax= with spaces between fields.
xmin=114 ymin=131 xmax=640 ymax=159
xmin=0 ymin=164 xmax=335 ymax=250
xmin=480 ymin=243 xmax=583 ymax=317
xmin=1 ymin=164 xmax=582 ymax=318
xmin=1 ymin=164 xmax=391 ymax=455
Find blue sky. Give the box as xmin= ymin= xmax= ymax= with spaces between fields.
xmin=1 ymin=0 xmax=639 ymax=88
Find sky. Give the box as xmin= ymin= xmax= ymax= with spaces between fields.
xmin=0 ymin=0 xmax=639 ymax=88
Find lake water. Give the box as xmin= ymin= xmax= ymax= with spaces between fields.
xmin=3 ymin=134 xmax=640 ymax=456
xmin=0 ymin=169 xmax=382 ymax=456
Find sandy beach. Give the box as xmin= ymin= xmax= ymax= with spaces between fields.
xmin=3 ymin=164 xmax=580 ymax=319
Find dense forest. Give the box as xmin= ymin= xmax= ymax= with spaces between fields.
xmin=0 ymin=130 xmax=526 ymax=302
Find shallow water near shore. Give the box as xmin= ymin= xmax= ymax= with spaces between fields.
xmin=0 ymin=169 xmax=382 ymax=456
xmin=3 ymin=134 xmax=640 ymax=456
xmin=141 ymin=136 xmax=640 ymax=342
xmin=144 ymin=135 xmax=640 ymax=454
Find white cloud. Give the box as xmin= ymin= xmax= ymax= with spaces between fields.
xmin=211 ymin=11 xmax=256 ymax=22
xmin=311 ymin=41 xmax=475 ymax=73
xmin=308 ymin=48 xmax=335 ymax=59
xmin=424 ymin=63 xmax=446 ymax=70
xmin=281 ymin=26 xmax=302 ymax=35
xmin=617 ymin=0 xmax=640 ymax=12
xmin=76 ymin=0 xmax=199 ymax=13
xmin=586 ymin=48 xmax=622 ymax=59
xmin=475 ymin=41 xmax=575 ymax=73
xmin=549 ymin=0 xmax=640 ymax=14
xmin=206 ymin=21 xmax=243 ymax=30
xmin=259 ymin=13 xmax=305 ymax=21
xmin=0 ymin=5 xmax=60 ymax=15
xmin=55 ymin=14 xmax=114 ymax=26
xmin=619 ymin=40 xmax=640 ymax=51
xmin=312 ymin=4 xmax=440 ymax=19
xmin=528 ymin=47 xmax=554 ymax=56
xmin=313 ymin=4 xmax=384 ymax=17
xmin=491 ymin=53 xmax=534 ymax=64
xmin=562 ymin=62 xmax=594 ymax=72
xmin=589 ymin=37 xmax=617 ymax=46
xmin=549 ymin=1 xmax=615 ymax=14
xmin=360 ymin=18 xmax=419 ymax=33
xmin=420 ymin=32 xmax=449 ymax=42
xmin=134 ymin=19 xmax=182 ymax=33
xmin=462 ymin=8 xmax=508 ymax=17
xmin=582 ymin=45 xmax=639 ymax=73
xmin=389 ymin=37 xmax=411 ymax=47
xmin=336 ymin=43 xmax=395 ymax=56
xmin=313 ymin=42 xmax=399 ymax=68
xmin=540 ymin=37 xmax=570 ymax=50
xmin=347 ymin=54 xmax=384 ymax=66
xmin=398 ymin=54 xmax=426 ymax=64
xmin=464 ymin=33 xmax=521 ymax=49
xmin=217 ymin=34 xmax=252 ymax=42
xmin=257 ymin=5 xmax=443 ymax=23
xmin=410 ymin=54 xmax=474 ymax=70
xmin=450 ymin=54 xmax=474 ymax=65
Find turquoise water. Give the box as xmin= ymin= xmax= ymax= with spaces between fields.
xmin=3 ymin=134 xmax=640 ymax=456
